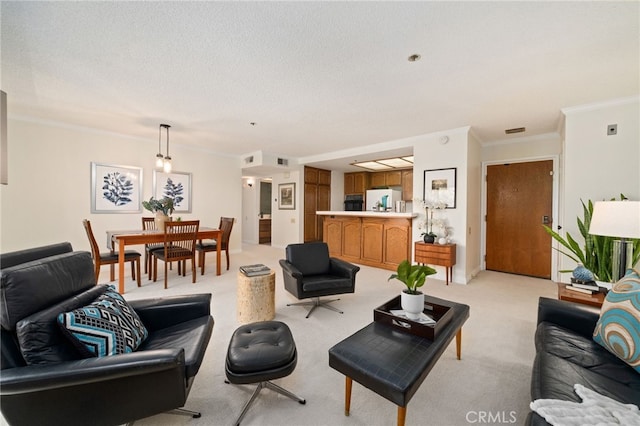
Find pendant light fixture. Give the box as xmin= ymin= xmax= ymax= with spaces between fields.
xmin=155 ymin=124 xmax=172 ymax=172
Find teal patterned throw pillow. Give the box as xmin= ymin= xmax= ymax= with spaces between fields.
xmin=593 ymin=269 xmax=640 ymax=373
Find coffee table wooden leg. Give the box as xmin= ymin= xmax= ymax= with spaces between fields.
xmin=345 ymin=376 xmax=352 ymax=416
xmin=397 ymin=405 xmax=406 ymax=426
xmin=456 ymin=329 xmax=462 ymax=360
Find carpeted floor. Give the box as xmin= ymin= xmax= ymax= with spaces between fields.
xmin=1 ymin=243 xmax=558 ymax=426
xmin=121 ymin=243 xmax=557 ymax=426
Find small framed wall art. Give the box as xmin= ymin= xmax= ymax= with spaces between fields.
xmin=90 ymin=162 xmax=143 ymax=213
xmin=153 ymin=170 xmax=192 ymax=213
xmin=423 ymin=167 xmax=457 ymax=209
xmin=278 ymin=183 xmax=296 ymax=210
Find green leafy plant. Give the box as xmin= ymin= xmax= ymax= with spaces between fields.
xmin=388 ymin=260 xmax=437 ymax=295
xmin=142 ymin=197 xmax=174 ymax=216
xmin=542 ymin=195 xmax=640 ymax=283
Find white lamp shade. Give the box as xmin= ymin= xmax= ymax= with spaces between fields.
xmin=589 ymin=201 xmax=640 ymax=238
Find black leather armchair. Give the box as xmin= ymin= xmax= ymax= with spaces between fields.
xmin=279 ymin=242 xmax=359 ymax=318
xmin=0 ymin=244 xmax=214 ymax=426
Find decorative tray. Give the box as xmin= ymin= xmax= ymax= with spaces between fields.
xmin=373 ymin=295 xmax=453 ymax=339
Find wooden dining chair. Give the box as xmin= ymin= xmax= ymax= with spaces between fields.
xmin=82 ymin=219 xmax=141 ymax=286
xmin=153 ymin=220 xmax=200 ymax=289
xmin=142 ymin=216 xmax=166 ymax=279
xmin=196 ymin=217 xmax=234 ymax=275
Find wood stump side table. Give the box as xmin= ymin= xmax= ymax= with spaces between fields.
xmin=237 ymin=270 xmax=276 ymax=324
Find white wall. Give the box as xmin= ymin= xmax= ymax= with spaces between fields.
xmin=412 ymin=127 xmax=471 ymax=284
xmin=270 ymin=169 xmax=302 ymax=248
xmin=466 ymin=131 xmax=483 ymax=280
xmin=560 ymin=96 xmax=640 ymax=278
xmin=0 ymin=118 xmax=242 ymax=254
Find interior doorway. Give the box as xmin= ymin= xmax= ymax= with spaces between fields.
xmin=485 ymin=160 xmax=553 ymax=279
xmin=259 ymin=181 xmax=272 ymax=245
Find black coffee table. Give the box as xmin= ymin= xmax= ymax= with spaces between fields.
xmin=328 ymin=295 xmax=470 ymax=426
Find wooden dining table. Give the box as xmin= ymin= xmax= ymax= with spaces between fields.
xmin=109 ymin=227 xmax=222 ymax=294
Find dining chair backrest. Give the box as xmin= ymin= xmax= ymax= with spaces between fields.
xmin=82 ymin=219 xmax=101 ymax=260
xmin=219 ymin=217 xmax=235 ymax=249
xmin=142 ymin=217 xmax=156 ymax=231
xmin=162 ymin=220 xmax=200 ymax=261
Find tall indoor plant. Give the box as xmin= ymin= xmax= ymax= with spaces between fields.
xmin=388 ymin=260 xmax=437 ymax=319
xmin=543 ymin=195 xmax=640 ymax=283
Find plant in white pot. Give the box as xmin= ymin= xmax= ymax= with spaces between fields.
xmin=142 ymin=197 xmax=174 ymax=230
xmin=388 ymin=260 xmax=437 ymax=320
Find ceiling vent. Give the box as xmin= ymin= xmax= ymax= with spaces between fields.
xmin=277 ymin=158 xmax=288 ymax=166
xmin=505 ymin=127 xmax=526 ymax=134
xmin=244 ymin=155 xmax=254 ymax=164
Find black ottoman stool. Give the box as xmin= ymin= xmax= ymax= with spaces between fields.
xmin=225 ymin=321 xmax=306 ymax=425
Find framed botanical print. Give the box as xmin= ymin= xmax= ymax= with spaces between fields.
xmin=424 ymin=167 xmax=457 ymax=209
xmin=91 ymin=162 xmax=142 ymax=213
xmin=153 ymin=170 xmax=192 ymax=213
xmin=278 ymin=183 xmax=295 ymax=210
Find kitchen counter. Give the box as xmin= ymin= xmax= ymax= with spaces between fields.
xmin=319 ymin=211 xmax=416 ymax=271
xmin=316 ymin=210 xmax=417 ymax=219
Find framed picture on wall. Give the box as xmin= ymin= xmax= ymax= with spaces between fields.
xmin=153 ymin=170 xmax=192 ymax=213
xmin=90 ymin=162 xmax=142 ymax=213
xmin=423 ymin=167 xmax=456 ymax=208
xmin=278 ymin=183 xmax=296 ymax=210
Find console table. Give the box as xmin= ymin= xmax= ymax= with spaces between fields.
xmin=414 ymin=242 xmax=456 ymax=285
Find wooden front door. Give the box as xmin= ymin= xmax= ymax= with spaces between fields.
xmin=485 ymin=160 xmax=553 ymax=278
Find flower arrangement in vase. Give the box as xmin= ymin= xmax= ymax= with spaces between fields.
xmin=415 ymin=199 xmax=447 ymax=243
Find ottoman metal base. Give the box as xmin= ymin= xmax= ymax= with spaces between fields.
xmin=225 ymin=380 xmax=306 ymax=426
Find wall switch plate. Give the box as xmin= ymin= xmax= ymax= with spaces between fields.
xmin=607 ymin=124 xmax=617 ymax=135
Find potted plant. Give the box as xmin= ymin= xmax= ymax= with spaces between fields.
xmin=142 ymin=197 xmax=174 ymax=230
xmin=388 ymin=260 xmax=437 ymax=319
xmin=542 ymin=195 xmax=640 ymax=283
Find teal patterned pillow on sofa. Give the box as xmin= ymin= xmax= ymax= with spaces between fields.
xmin=593 ymin=269 xmax=640 ymax=373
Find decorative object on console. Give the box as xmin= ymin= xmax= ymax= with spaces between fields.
xmin=593 ymin=268 xmax=640 ymax=373
xmin=589 ymin=200 xmax=640 ymax=281
xmin=573 ymin=264 xmax=595 ymax=282
xmin=388 ymin=259 xmax=436 ymax=320
xmin=155 ymin=123 xmax=172 ymax=173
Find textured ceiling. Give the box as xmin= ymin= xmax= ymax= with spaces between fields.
xmin=2 ymin=1 xmax=639 ymax=171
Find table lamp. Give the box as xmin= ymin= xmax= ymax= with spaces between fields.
xmin=588 ymin=201 xmax=640 ymax=280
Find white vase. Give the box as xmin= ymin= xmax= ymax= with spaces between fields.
xmin=438 ymin=237 xmax=447 ymax=245
xmin=154 ymin=212 xmax=170 ymax=231
xmin=401 ymin=290 xmax=424 ymax=320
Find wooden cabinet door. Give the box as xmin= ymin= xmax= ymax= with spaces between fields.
xmin=305 ymin=167 xmax=318 ymax=183
xmin=361 ymin=219 xmax=384 ymax=263
xmin=342 ymin=219 xmax=362 ymax=260
xmin=304 ymin=183 xmax=318 ymax=242
xmin=385 ymin=171 xmax=402 ymax=186
xmin=353 ymin=173 xmax=368 ymax=194
xmin=370 ymin=172 xmax=386 ymax=188
xmin=344 ymin=173 xmax=355 ymax=194
xmin=402 ymin=170 xmax=413 ymax=201
xmin=318 ymin=169 xmax=331 ymax=186
xmin=324 ymin=218 xmax=343 ymax=257
xmin=383 ymin=220 xmax=410 ymax=266
xmin=317 ymin=184 xmax=330 ymax=241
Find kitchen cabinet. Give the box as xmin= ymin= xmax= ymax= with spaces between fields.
xmin=344 ymin=172 xmax=369 ymax=195
xmin=401 ymin=169 xmax=413 ymax=201
xmin=320 ymin=212 xmax=414 ymax=271
xmin=370 ymin=170 xmax=404 ymax=188
xmin=304 ymin=166 xmax=331 ymax=242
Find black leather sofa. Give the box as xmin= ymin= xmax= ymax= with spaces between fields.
xmin=527 ymin=297 xmax=640 ymax=425
xmin=0 ymin=244 xmax=214 ymax=426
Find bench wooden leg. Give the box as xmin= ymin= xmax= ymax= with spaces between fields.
xmin=345 ymin=376 xmax=352 ymax=416
xmin=397 ymin=405 xmax=406 ymax=426
xmin=456 ymin=329 xmax=462 ymax=360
